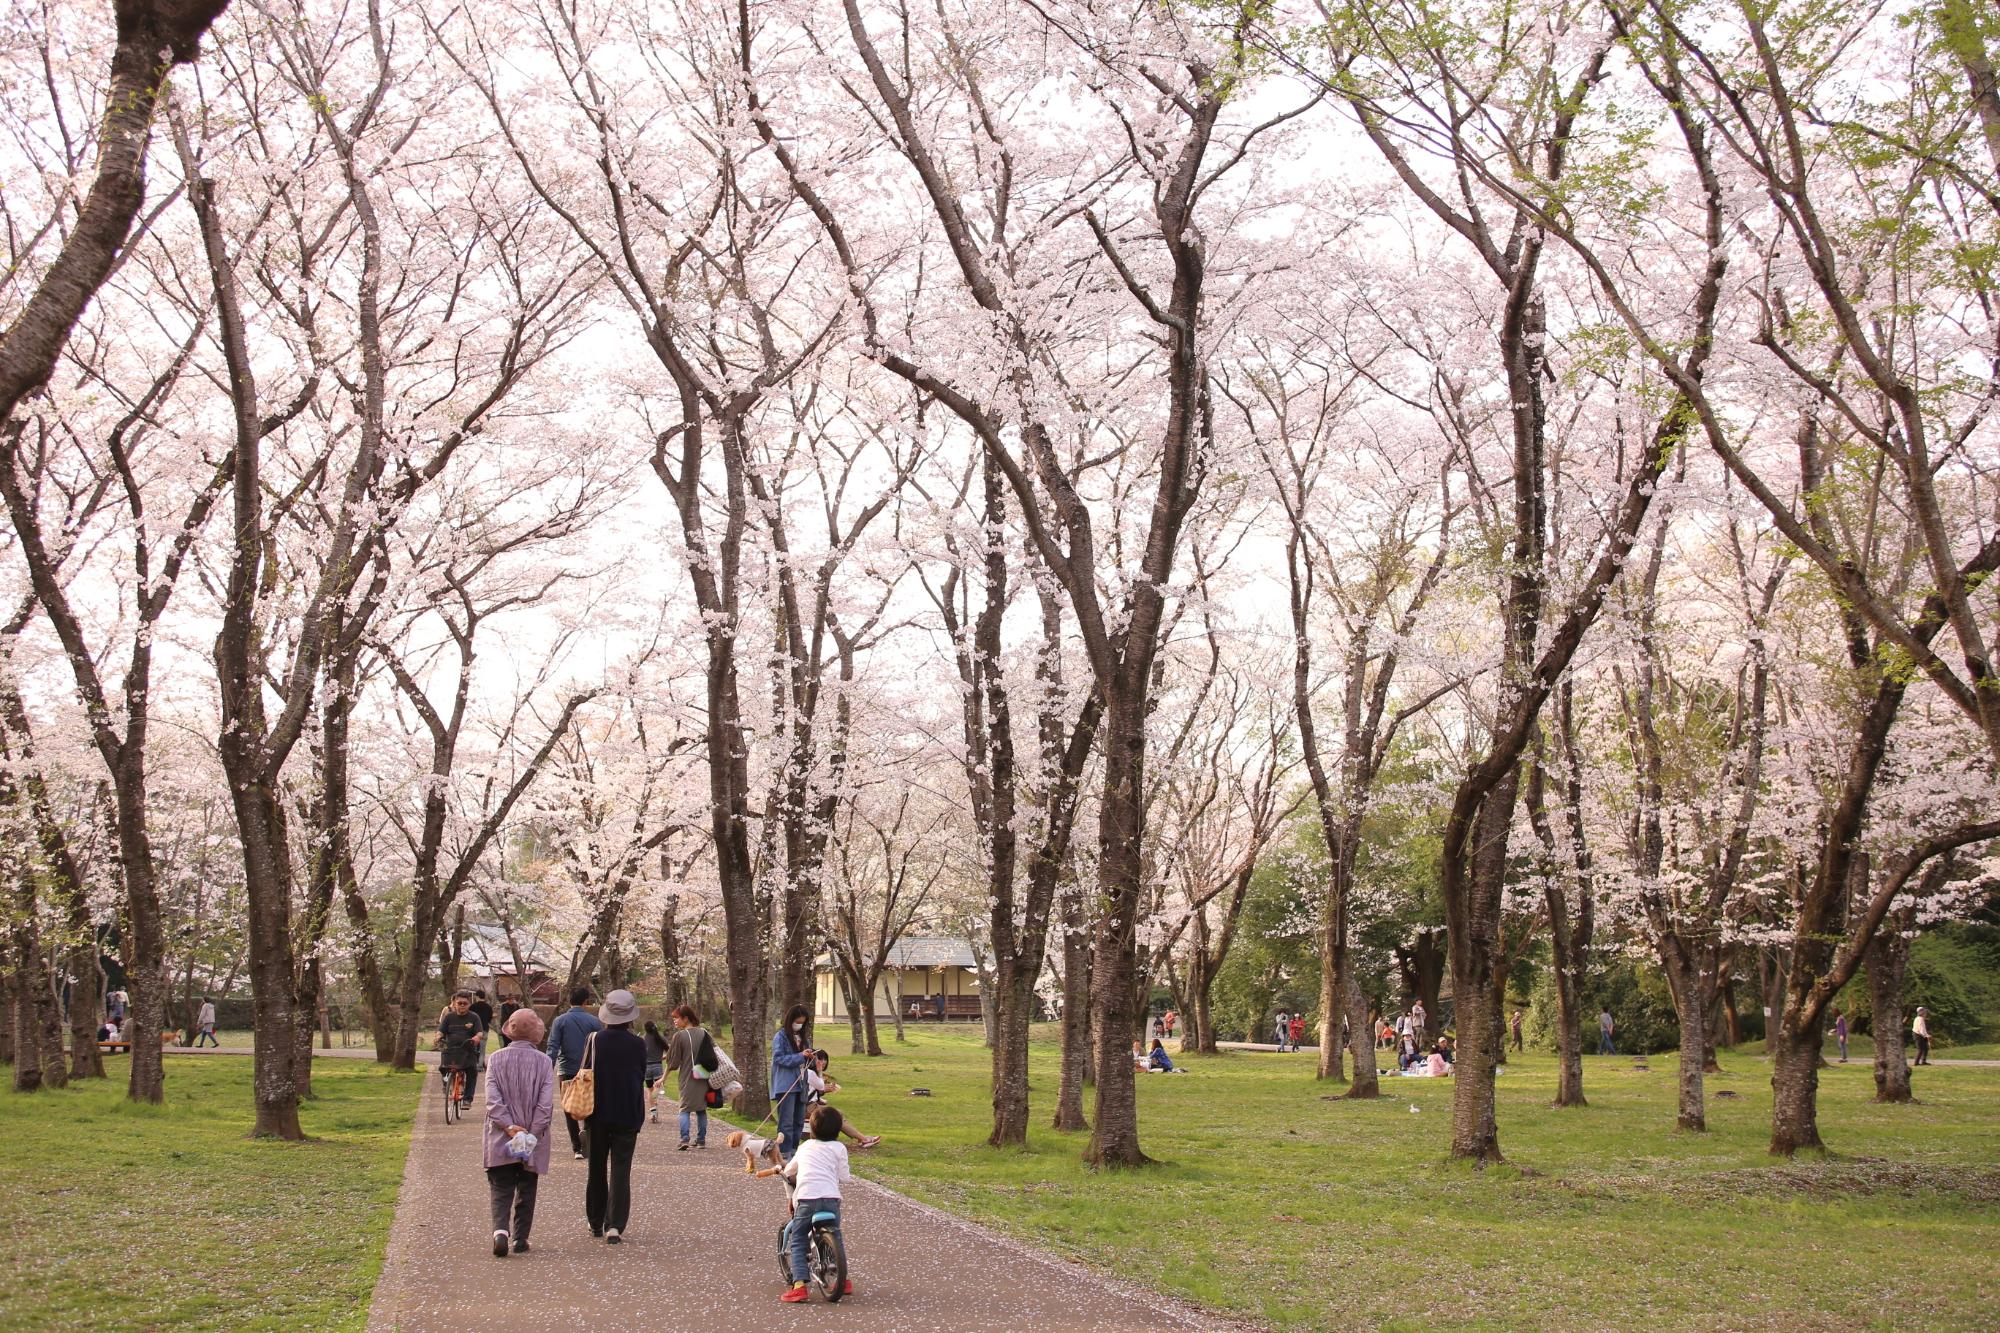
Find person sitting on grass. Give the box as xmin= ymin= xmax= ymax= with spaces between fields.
xmin=806 ymin=1052 xmax=881 ymax=1148
xmin=779 ymin=1105 xmax=854 ymax=1304
xmin=1435 ymin=1035 xmax=1454 ymax=1066
xmin=1132 ymin=1039 xmax=1153 ymax=1070
xmin=1427 ymin=1047 xmax=1451 ymax=1077
xmin=1148 ymin=1039 xmax=1186 ymax=1074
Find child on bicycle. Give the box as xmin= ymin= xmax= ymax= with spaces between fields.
xmin=778 ymin=1105 xmax=853 ymax=1303
xmin=437 ymin=990 xmax=483 ymax=1109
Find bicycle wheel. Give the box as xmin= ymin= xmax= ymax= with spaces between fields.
xmin=775 ymin=1221 xmax=796 ymax=1285
xmin=810 ymin=1226 xmax=846 ymax=1303
xmin=446 ymin=1072 xmax=462 ymax=1123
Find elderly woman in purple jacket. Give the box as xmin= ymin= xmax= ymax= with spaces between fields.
xmin=485 ymin=1007 xmax=555 ymax=1257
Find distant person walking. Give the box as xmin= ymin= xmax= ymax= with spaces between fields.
xmin=583 ymin=989 xmax=648 ymax=1244
xmin=1510 ymin=1009 xmax=1524 ymax=1052
xmin=194 ymin=997 xmax=219 ymax=1048
xmin=771 ymin=1004 xmax=814 ymax=1160
xmin=470 ymin=990 xmax=495 ymax=1035
xmin=1274 ymin=1011 xmax=1290 ymax=1051
xmin=1289 ymin=1014 xmax=1306 ymax=1051
xmin=484 ymin=1008 xmax=554 ymax=1258
xmin=643 ymin=1021 xmax=671 ymax=1125
xmin=1833 ymin=1009 xmax=1849 ymax=1063
xmin=1598 ymin=1008 xmax=1616 ymax=1056
xmin=1410 ymin=1000 xmax=1427 ymax=1049
xmin=546 ymin=986 xmax=603 ymax=1161
xmin=496 ymin=999 xmax=521 ymax=1048
xmin=665 ymin=1004 xmax=713 ymax=1150
xmin=1912 ymin=1007 xmax=1932 ymax=1065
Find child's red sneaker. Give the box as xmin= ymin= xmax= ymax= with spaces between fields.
xmin=781 ymin=1283 xmax=811 ymax=1304
xmin=841 ymin=1279 xmax=854 ymax=1295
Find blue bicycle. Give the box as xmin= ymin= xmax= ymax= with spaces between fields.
xmin=774 ymin=1208 xmax=847 ymax=1302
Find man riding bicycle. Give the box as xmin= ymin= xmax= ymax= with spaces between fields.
xmin=437 ymin=990 xmax=485 ymax=1110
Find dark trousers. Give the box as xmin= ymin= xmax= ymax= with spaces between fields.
xmin=486 ymin=1163 xmax=539 ymax=1242
xmin=558 ymin=1082 xmax=585 ymax=1154
xmin=1915 ymin=1034 xmax=1931 ymax=1064
xmin=584 ymin=1124 xmax=638 ymax=1234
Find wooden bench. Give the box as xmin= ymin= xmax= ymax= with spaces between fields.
xmin=97 ymin=1041 xmax=131 ymax=1054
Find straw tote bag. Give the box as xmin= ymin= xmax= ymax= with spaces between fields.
xmin=559 ymin=1031 xmax=597 ymax=1119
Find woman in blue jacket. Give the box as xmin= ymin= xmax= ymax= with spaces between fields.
xmin=770 ymin=1004 xmax=813 ymax=1160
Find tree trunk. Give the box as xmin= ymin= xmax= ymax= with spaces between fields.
xmin=1666 ymin=959 xmax=1707 ymax=1130
xmin=1447 ymin=951 xmax=1503 ymax=1161
xmin=65 ymin=892 xmax=105 ymax=1080
xmin=1866 ymin=929 xmax=1913 ymax=1104
xmin=1343 ymin=972 xmax=1380 ymax=1098
xmin=1053 ymin=886 xmax=1091 ymax=1133
xmin=230 ymin=785 xmax=304 ymax=1140
xmin=1550 ymin=930 xmax=1588 ymax=1108
xmin=1315 ymin=926 xmax=1347 ymax=1082
xmin=1085 ymin=683 xmax=1150 ymax=1167
xmin=836 ymin=966 xmax=864 ymax=1055
xmin=1769 ymin=1024 xmax=1825 ymax=1155
xmin=7 ymin=928 xmax=65 ymax=1092
xmin=988 ymin=958 xmax=1036 ymax=1146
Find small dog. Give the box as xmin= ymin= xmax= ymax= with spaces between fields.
xmin=728 ymin=1129 xmax=784 ymax=1175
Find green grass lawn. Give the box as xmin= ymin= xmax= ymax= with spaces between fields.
xmin=0 ymin=1054 xmax=417 ymax=1332
xmin=823 ymin=1030 xmax=2000 ymax=1331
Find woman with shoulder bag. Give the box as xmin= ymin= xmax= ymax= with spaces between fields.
xmin=664 ymin=1004 xmax=713 ymax=1150
xmin=581 ymin=990 xmax=648 ymax=1244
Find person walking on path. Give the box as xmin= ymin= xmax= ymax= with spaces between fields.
xmin=1912 ymin=1007 xmax=1932 ymax=1065
xmin=771 ymin=1004 xmax=814 ymax=1160
xmin=780 ymin=1105 xmax=855 ymax=1304
xmin=1289 ymin=1014 xmax=1306 ymax=1051
xmin=665 ymin=1004 xmax=713 ymax=1149
xmin=496 ymin=999 xmax=520 ymax=1048
xmin=484 ymin=1008 xmax=554 ymax=1258
xmin=193 ymin=997 xmax=219 ymax=1048
xmin=1410 ymin=1000 xmax=1427 ymax=1049
xmin=583 ymin=989 xmax=647 ymax=1244
xmin=1273 ymin=1011 xmax=1290 ymax=1051
xmin=1510 ymin=1009 xmax=1524 ymax=1052
xmin=1598 ymin=1008 xmax=1616 ymax=1056
xmin=1834 ymin=1009 xmax=1850 ymax=1063
xmin=643 ymin=1021 xmax=671 ymax=1125
xmin=546 ymin=986 xmax=603 ymax=1161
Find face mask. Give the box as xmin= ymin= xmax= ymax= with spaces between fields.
xmin=792 ymin=1022 xmax=804 ymax=1032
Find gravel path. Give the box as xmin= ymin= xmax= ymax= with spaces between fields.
xmin=366 ymin=1078 xmax=1226 ymax=1332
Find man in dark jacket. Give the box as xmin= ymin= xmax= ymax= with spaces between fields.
xmin=437 ymin=991 xmax=484 ymax=1108
xmin=545 ymin=986 xmax=603 ymax=1159
xmin=583 ymin=989 xmax=648 ymax=1243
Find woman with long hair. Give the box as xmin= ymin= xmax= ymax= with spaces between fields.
xmin=664 ymin=1003 xmax=714 ymax=1149
xmin=770 ymin=1003 xmax=813 ymax=1161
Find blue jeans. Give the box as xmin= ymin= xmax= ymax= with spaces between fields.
xmin=1598 ymin=1031 xmax=1615 ymax=1055
xmin=775 ymin=1083 xmax=807 ymax=1159
xmin=679 ymin=1106 xmax=707 ymax=1145
xmin=787 ymin=1196 xmax=841 ymax=1282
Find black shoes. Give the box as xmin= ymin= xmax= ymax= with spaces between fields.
xmin=493 ymin=1231 xmax=509 ymax=1258
xmin=512 ymin=1239 xmax=530 ymax=1254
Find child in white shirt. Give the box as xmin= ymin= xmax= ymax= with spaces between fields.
xmin=778 ymin=1105 xmax=853 ymax=1303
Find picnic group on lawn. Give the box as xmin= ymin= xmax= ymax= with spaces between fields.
xmin=439 ymin=986 xmax=878 ymax=1304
